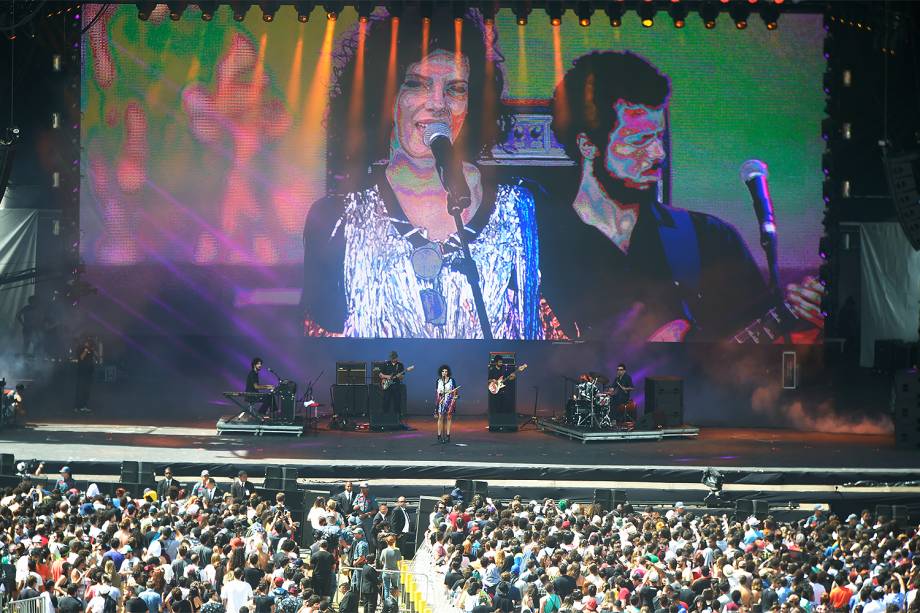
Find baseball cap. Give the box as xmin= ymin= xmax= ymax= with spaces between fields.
xmin=675 ymin=502 xmax=684 ymax=509
xmin=60 ymin=466 xmax=71 ymax=474
xmin=585 ymin=597 xmax=598 ymax=611
xmin=201 ymin=470 xmax=209 ymax=477
xmin=359 ymin=482 xmax=369 ymax=488
xmin=274 ymin=577 xmax=284 ymax=586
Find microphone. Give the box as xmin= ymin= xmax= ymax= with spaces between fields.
xmin=267 ymin=367 xmax=277 ymax=374
xmin=739 ymin=159 xmax=776 ymax=245
xmin=423 ymin=122 xmax=471 ymax=215
xmin=740 ymin=159 xmax=781 ymax=296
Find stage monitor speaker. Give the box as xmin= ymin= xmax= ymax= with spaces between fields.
xmin=753 ymin=500 xmax=769 ymax=520
xmin=635 ymin=412 xmax=659 ymax=431
xmin=875 ymin=505 xmax=892 ymax=521
xmin=645 ymin=377 xmax=684 ymax=426
xmin=471 ymin=480 xmax=489 ymax=499
xmin=892 ymin=505 xmax=908 ymax=526
xmin=884 ymin=151 xmax=920 ymax=250
xmin=336 ymin=361 xmax=367 ymax=385
xmin=331 ymin=384 xmax=370 ymax=419
xmin=0 ymin=454 xmax=14 ymax=475
xmin=368 ymin=385 xmax=403 ymax=430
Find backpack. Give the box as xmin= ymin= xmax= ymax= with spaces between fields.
xmin=102 ymin=595 xmax=118 ymax=613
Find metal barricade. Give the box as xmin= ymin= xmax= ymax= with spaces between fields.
xmin=406 ymin=539 xmax=462 ymax=613
xmin=4 ymin=596 xmax=48 ymax=613
xmin=333 ymin=564 xmax=405 ymax=610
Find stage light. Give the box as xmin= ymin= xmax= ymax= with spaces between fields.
xmin=760 ymin=2 xmax=780 ymax=28
xmin=512 ymin=1 xmax=531 ymax=25
xmin=638 ymin=2 xmax=656 ymax=27
xmin=323 ymin=1 xmax=343 ymax=21
xmin=546 ymin=1 xmax=564 ymax=27
xmin=356 ymin=1 xmax=373 ymax=23
xmin=418 ymin=1 xmax=433 ymax=23
xmin=294 ymin=1 xmax=314 ymax=22
xmin=699 ymin=2 xmax=719 ymax=28
xmin=605 ymin=2 xmax=624 ymax=27
xmin=479 ymin=1 xmax=497 ymax=25
xmin=230 ymin=2 xmax=251 ymax=22
xmin=729 ymin=3 xmax=750 ymax=29
xmin=135 ymin=1 xmax=156 ymax=20
xmin=668 ymin=2 xmax=688 ymax=28
xmin=819 ymin=236 xmax=831 ymax=260
xmin=452 ymin=1 xmax=467 ymax=23
xmin=198 ymin=1 xmax=217 ymax=21
xmin=575 ymin=2 xmax=593 ymax=27
xmin=166 ymin=1 xmax=187 ymax=21
xmin=259 ymin=1 xmax=279 ymax=22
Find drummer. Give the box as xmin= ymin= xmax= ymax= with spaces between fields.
xmin=610 ymin=363 xmax=634 ymax=407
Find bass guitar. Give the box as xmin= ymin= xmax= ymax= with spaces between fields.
xmin=380 ymin=365 xmax=414 ymax=390
xmin=488 ymin=364 xmax=528 ymax=395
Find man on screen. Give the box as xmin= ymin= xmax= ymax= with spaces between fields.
xmin=545 ymin=51 xmax=823 ymax=342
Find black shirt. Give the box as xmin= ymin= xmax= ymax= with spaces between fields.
xmin=311 ymin=549 xmax=334 ymax=576
xmin=243 ymin=567 xmax=264 ymax=590
xmin=538 ymin=196 xmax=768 ymax=342
xmin=253 ymin=595 xmax=275 ymax=613
xmin=58 ymin=596 xmax=84 ymax=613
xmin=379 ymin=361 xmax=405 ymax=387
xmin=611 ymin=373 xmax=634 ymax=405
xmin=553 ymin=575 xmax=577 ymax=599
xmin=245 ymin=369 xmax=260 ymax=393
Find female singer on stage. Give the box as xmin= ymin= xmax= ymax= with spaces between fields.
xmin=435 ymin=364 xmax=458 ymax=444
xmin=301 ymin=6 xmax=543 ymax=340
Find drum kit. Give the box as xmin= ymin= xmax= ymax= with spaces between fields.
xmin=564 ymin=372 xmax=636 ymax=430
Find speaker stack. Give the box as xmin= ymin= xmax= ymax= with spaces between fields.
xmin=264 ymin=466 xmax=299 ymax=492
xmin=488 ymin=352 xmax=519 ymax=432
xmin=643 ymin=377 xmax=684 ymax=427
xmin=893 ymin=369 xmax=920 ymax=449
xmin=120 ymin=461 xmax=155 ymax=491
xmin=593 ymin=488 xmax=627 ymax=511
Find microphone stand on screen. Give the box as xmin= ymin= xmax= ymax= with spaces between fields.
xmin=426 ymin=123 xmax=493 ymax=340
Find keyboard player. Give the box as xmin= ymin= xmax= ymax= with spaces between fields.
xmin=246 ymin=357 xmax=275 ymax=418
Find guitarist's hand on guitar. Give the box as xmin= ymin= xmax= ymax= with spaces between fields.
xmin=785 ymin=275 xmax=824 ymax=330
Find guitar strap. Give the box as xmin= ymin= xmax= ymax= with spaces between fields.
xmin=655 ymin=205 xmax=701 ymax=326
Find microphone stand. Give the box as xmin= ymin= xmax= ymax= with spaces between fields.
xmin=447 ymin=191 xmax=493 ymax=341
xmin=759 ymin=230 xmax=791 ymax=344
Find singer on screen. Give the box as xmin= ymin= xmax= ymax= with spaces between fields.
xmin=542 ymin=51 xmax=823 ymax=343
xmin=301 ymin=7 xmax=543 ymax=339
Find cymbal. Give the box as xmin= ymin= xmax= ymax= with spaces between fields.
xmin=588 ymin=372 xmax=609 ymax=385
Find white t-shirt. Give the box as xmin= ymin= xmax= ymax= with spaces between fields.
xmin=221 ymin=579 xmax=253 ymax=613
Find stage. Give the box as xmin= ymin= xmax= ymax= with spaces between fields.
xmin=3 ymin=414 xmax=915 ymax=484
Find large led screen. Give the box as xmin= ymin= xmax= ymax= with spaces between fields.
xmin=81 ymin=4 xmax=826 ymax=343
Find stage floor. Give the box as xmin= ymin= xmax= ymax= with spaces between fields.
xmin=3 ymin=414 xmax=915 ymax=479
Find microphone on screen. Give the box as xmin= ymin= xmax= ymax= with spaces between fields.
xmin=739 ymin=159 xmax=776 ymax=248
xmin=740 ymin=159 xmax=782 ymax=296
xmin=423 ymin=122 xmax=472 ymax=215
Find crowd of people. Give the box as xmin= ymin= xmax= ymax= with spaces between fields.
xmin=1 ymin=466 xmax=918 ymax=613
xmin=0 ymin=468 xmax=404 ymax=613
xmin=421 ymin=495 xmax=919 ymax=613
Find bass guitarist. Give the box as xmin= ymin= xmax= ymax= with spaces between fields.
xmin=378 ymin=351 xmax=406 ymax=416
xmin=487 ymin=355 xmax=514 ymax=417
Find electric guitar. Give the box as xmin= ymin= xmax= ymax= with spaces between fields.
xmin=380 ymin=365 xmax=414 ymax=390
xmin=488 ymin=364 xmax=528 ymax=395
xmin=648 ymin=301 xmax=805 ymax=344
